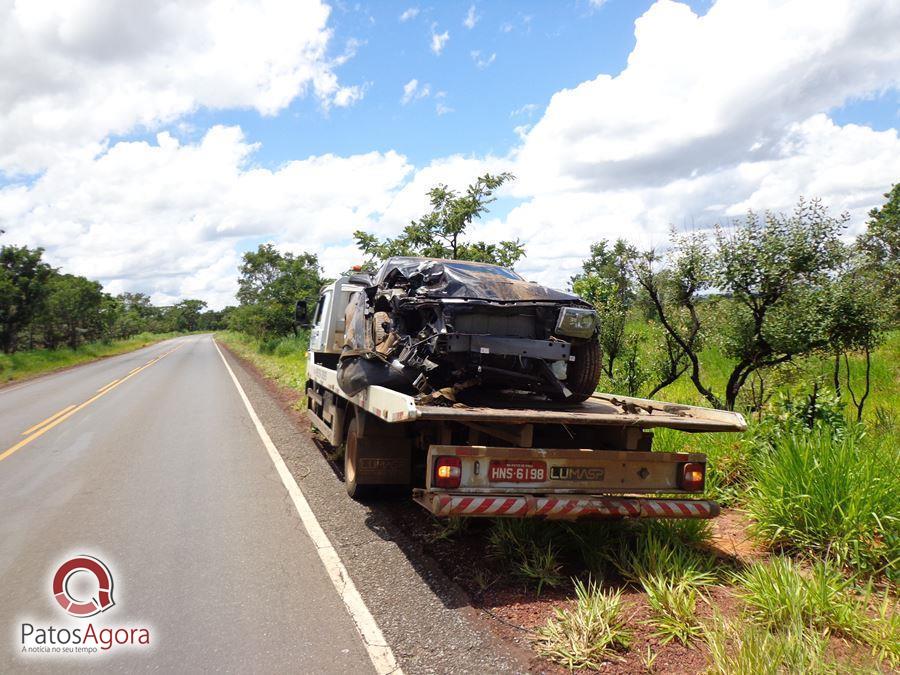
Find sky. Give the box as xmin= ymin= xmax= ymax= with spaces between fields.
xmin=1 ymin=0 xmax=898 ymax=309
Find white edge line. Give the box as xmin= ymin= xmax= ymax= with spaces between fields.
xmin=213 ymin=338 xmax=402 ymax=675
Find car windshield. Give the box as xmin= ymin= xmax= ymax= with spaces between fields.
xmin=443 ymin=261 xmax=523 ymax=280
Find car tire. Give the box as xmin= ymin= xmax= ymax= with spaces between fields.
xmin=373 ymin=311 xmax=390 ymax=346
xmin=564 ymin=338 xmax=602 ymax=403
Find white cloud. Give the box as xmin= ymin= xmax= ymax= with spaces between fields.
xmin=511 ymin=103 xmax=539 ymax=118
xmin=0 ymin=0 xmax=359 ymax=175
xmin=401 ymin=79 xmax=430 ymax=105
xmin=502 ymin=0 xmax=900 ymax=288
xmin=0 ymin=128 xmax=413 ymax=308
xmin=399 ymin=7 xmax=419 ymax=22
xmin=515 ymin=0 xmax=900 ymax=196
xmin=470 ymin=50 xmax=496 ymax=69
xmin=430 ymin=24 xmax=450 ymax=55
xmin=436 ymin=102 xmax=454 ymax=116
xmin=463 ymin=5 xmax=479 ymax=29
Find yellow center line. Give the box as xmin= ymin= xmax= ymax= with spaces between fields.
xmin=21 ymin=404 xmax=77 ymax=436
xmin=96 ymin=378 xmax=120 ymax=393
xmin=1 ymin=342 xmax=186 ymax=464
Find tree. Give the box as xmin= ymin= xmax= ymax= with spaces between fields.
xmin=353 ymin=173 xmax=525 ymax=267
xmin=633 ymin=232 xmax=718 ymax=406
xmin=171 ymin=299 xmax=207 ymax=332
xmin=236 ymin=244 xmax=323 ymax=337
xmin=825 ymin=262 xmax=888 ymax=422
xmin=634 ymin=199 xmax=849 ymax=410
xmin=571 ymin=239 xmax=637 ymax=381
xmin=857 ymin=183 xmax=899 ymax=321
xmin=42 ymin=274 xmax=105 ymax=349
xmin=714 ymin=199 xmax=847 ymax=410
xmin=0 ymin=245 xmax=53 ymax=352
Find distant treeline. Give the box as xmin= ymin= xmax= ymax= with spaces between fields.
xmin=0 ymin=244 xmax=226 ymax=353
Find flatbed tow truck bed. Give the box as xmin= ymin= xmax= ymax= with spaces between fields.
xmin=307 ymin=357 xmax=746 ymax=520
xmin=308 ymin=360 xmax=743 ymax=431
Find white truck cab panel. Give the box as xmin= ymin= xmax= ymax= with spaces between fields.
xmin=308 ymin=277 xmax=366 ymax=354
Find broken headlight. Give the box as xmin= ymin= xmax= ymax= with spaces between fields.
xmin=555 ymin=306 xmax=597 ymax=339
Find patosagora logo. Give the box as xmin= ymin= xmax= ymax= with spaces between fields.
xmin=18 ymin=554 xmax=151 ymax=657
xmin=52 ymin=555 xmax=115 ymax=618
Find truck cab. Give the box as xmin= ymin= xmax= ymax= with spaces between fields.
xmin=307 ymin=275 xmax=368 ymax=356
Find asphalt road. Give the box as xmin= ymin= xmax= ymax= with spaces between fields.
xmin=0 ymin=336 xmax=378 ymax=672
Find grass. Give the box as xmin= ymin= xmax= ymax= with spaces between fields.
xmin=641 ymin=574 xmax=706 ymax=644
xmin=745 ymin=427 xmax=900 ymax=578
xmin=0 ymin=332 xmax=181 ymax=384
xmin=487 ymin=520 xmax=566 ymax=594
xmin=534 ymin=579 xmax=632 ymax=670
xmin=734 ymin=556 xmax=900 ymax=667
xmin=608 ymin=520 xmax=717 ymax=585
xmin=735 ymin=557 xmax=866 ymax=636
xmin=215 ymin=330 xmax=309 ymax=399
xmin=703 ymin=617 xmax=834 ymax=675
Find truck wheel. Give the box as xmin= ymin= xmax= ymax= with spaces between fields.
xmin=344 ymin=414 xmax=377 ymax=500
xmin=564 ymin=338 xmax=602 ymax=403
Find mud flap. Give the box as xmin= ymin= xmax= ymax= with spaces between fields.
xmin=352 ymin=410 xmax=412 ymax=486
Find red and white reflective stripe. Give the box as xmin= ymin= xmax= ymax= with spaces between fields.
xmin=433 ymin=495 xmax=529 ymax=516
xmin=430 ymin=494 xmax=717 ymax=519
xmin=640 ymin=499 xmax=714 ymax=518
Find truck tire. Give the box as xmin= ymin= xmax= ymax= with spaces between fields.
xmin=344 ymin=413 xmax=377 ymax=500
xmin=564 ymin=338 xmax=602 ymax=403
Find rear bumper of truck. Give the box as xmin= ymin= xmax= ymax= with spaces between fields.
xmin=413 ymin=490 xmax=719 ymax=520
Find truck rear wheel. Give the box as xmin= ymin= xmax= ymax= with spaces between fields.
xmin=564 ymin=338 xmax=602 ymax=403
xmin=344 ymin=414 xmax=377 ymax=500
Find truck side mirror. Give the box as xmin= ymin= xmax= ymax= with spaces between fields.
xmin=295 ymin=300 xmax=310 ymax=327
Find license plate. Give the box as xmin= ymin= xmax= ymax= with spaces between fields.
xmin=488 ymin=460 xmax=547 ymax=483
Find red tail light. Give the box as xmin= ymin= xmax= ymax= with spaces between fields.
xmin=434 ymin=456 xmax=462 ymax=489
xmin=679 ymin=462 xmax=705 ymax=491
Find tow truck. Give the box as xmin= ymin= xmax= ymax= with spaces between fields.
xmin=301 ymin=275 xmax=746 ymax=520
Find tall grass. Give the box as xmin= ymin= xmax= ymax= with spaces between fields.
xmin=745 ymin=427 xmax=899 ymax=578
xmin=703 ymin=617 xmax=834 ymax=675
xmin=734 ymin=556 xmax=900 ymax=666
xmin=0 ymin=332 xmax=180 ymax=383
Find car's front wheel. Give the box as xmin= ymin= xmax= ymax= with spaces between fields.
xmin=563 ymin=338 xmax=602 ymax=403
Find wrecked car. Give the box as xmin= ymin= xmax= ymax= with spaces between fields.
xmin=336 ymin=256 xmax=602 ymax=403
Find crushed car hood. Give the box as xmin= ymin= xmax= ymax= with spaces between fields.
xmin=378 ymin=257 xmax=587 ymax=303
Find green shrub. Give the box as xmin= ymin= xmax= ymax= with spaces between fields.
xmin=745 ymin=428 xmax=899 ymax=578
xmin=534 ymin=580 xmax=631 ymax=670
